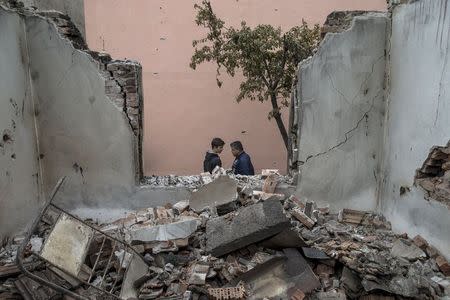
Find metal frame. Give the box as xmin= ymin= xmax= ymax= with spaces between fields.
xmin=16 ymin=177 xmax=149 ymax=299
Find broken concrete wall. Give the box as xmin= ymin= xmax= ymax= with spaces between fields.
xmin=0 ymin=8 xmax=42 ymax=240
xmin=294 ymin=13 xmax=387 ymax=211
xmin=25 ymin=14 xmax=139 ymax=210
xmin=20 ymin=0 xmax=85 ymax=38
xmin=380 ymin=0 xmax=450 ymax=259
xmin=0 ymin=5 xmax=190 ymax=240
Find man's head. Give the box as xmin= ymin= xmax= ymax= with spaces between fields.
xmin=230 ymin=141 xmax=244 ymax=157
xmin=211 ymin=137 xmax=225 ymax=154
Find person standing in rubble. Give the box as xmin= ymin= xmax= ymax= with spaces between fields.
xmin=230 ymin=141 xmax=255 ymax=176
xmin=203 ymin=137 xmax=225 ymax=173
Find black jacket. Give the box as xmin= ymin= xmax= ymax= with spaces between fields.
xmin=232 ymin=151 xmax=255 ymax=175
xmin=203 ymin=152 xmax=222 ymax=173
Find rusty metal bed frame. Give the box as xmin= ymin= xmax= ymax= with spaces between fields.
xmin=16 ymin=177 xmax=149 ymax=300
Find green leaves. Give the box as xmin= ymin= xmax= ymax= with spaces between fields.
xmin=191 ymin=1 xmax=320 ymax=107
xmin=190 ymin=1 xmax=320 ymax=149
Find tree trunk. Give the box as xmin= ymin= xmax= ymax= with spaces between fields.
xmin=270 ymin=94 xmax=289 ymax=150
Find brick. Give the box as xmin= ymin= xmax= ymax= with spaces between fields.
xmin=262 ymin=174 xmax=278 ymax=193
xmin=315 ymin=264 xmax=334 ymax=278
xmin=426 ymin=245 xmax=439 ymax=258
xmin=288 ymin=195 xmax=305 ymax=210
xmin=205 ymin=199 xmax=290 ymax=257
xmin=436 ymin=256 xmax=450 ymax=276
xmin=291 ymin=208 xmax=315 ymax=229
xmin=412 ymin=235 xmax=428 ymax=251
xmin=289 ymin=288 xmax=305 ymax=300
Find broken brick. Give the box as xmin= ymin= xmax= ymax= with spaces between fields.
xmin=412 ymin=235 xmax=428 ymax=251
xmin=436 ymin=255 xmax=450 ymax=276
xmin=291 ymin=208 xmax=315 ymax=229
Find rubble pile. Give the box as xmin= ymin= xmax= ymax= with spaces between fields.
xmin=141 ymin=168 xmax=295 ymax=191
xmin=0 ymin=174 xmax=449 ymax=300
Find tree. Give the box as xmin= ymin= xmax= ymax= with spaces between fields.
xmin=190 ymin=0 xmax=321 ymax=150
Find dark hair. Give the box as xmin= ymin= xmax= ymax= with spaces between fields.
xmin=230 ymin=141 xmax=243 ymax=151
xmin=211 ymin=137 xmax=225 ymax=148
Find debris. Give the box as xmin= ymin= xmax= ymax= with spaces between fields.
xmin=261 ymin=169 xmax=280 ymax=178
xmin=291 ymin=209 xmax=316 ymax=229
xmin=262 ymin=174 xmax=278 ymax=193
xmin=208 ymin=283 xmax=246 ymax=300
xmin=129 ymin=218 xmax=199 ymax=243
xmin=205 ymin=199 xmax=290 ymax=257
xmin=189 ymin=264 xmax=209 ymax=285
xmin=301 ymin=247 xmax=330 ymax=260
xmin=390 ymin=239 xmax=426 ymax=261
xmin=40 ymin=213 xmax=94 ymax=276
xmin=190 ymin=175 xmax=238 ymax=212
xmin=436 ymin=255 xmax=450 ymax=276
xmin=412 ymin=234 xmax=428 ymax=251
xmin=173 ymin=200 xmax=190 ymax=214
xmin=259 ymin=228 xmax=307 ymax=249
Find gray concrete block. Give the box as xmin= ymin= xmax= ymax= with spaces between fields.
xmin=190 ymin=175 xmax=237 ymax=212
xmin=205 ymin=199 xmax=290 ymax=257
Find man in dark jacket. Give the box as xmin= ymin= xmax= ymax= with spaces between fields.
xmin=230 ymin=141 xmax=255 ymax=176
xmin=203 ymin=138 xmax=225 ymax=173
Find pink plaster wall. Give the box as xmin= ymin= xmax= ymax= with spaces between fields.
xmin=84 ymin=0 xmax=386 ymax=175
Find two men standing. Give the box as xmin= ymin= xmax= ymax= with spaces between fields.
xmin=203 ymin=138 xmax=254 ymax=176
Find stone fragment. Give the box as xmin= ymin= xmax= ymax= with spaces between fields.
xmin=390 ymin=239 xmax=426 ymax=261
xmin=304 ymin=200 xmax=315 ymax=217
xmin=259 ymin=228 xmax=307 ymax=249
xmin=173 ymin=200 xmax=189 ymax=214
xmin=314 ymin=290 xmax=347 ymax=300
xmin=288 ymin=288 xmax=306 ymax=300
xmin=262 ymin=174 xmax=278 ymax=193
xmin=261 ymin=169 xmax=280 ymax=178
xmin=412 ymin=235 xmax=428 ymax=250
xmin=189 ymin=264 xmax=209 ymax=285
xmin=302 ymin=247 xmax=330 ymax=260
xmin=425 ymin=245 xmax=440 ymax=258
xmin=340 ymin=267 xmax=362 ymax=298
xmin=252 ymin=190 xmax=285 ymax=201
xmin=190 ymin=175 xmax=237 ymax=212
xmin=206 ymin=199 xmax=290 ymax=257
xmin=129 ymin=219 xmax=198 ymax=243
xmin=291 ymin=209 xmax=316 ymax=229
xmin=436 ymin=255 xmax=450 ymax=276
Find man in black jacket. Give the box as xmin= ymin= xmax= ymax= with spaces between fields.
xmin=203 ymin=138 xmax=225 ymax=173
xmin=230 ymin=141 xmax=255 ymax=176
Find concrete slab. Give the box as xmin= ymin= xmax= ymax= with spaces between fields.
xmin=40 ymin=213 xmax=94 ymax=277
xmin=205 ymin=199 xmax=290 ymax=257
xmin=190 ymin=175 xmax=237 ymax=212
xmin=129 ymin=219 xmax=198 ymax=243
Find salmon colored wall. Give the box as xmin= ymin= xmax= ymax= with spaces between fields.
xmin=84 ymin=0 xmax=386 ymax=175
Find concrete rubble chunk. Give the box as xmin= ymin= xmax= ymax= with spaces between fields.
xmin=314 ymin=290 xmax=347 ymax=300
xmin=291 ymin=208 xmax=316 ymax=229
xmin=190 ymin=175 xmax=238 ymax=212
xmin=412 ymin=234 xmax=428 ymax=250
xmin=206 ymin=199 xmax=290 ymax=257
xmin=259 ymin=228 xmax=307 ymax=249
xmin=390 ymin=239 xmax=426 ymax=261
xmin=262 ymin=174 xmax=278 ymax=193
xmin=129 ymin=219 xmax=198 ymax=243
xmin=282 ymin=248 xmax=321 ymax=293
xmin=436 ymin=255 xmax=450 ymax=276
xmin=189 ymin=264 xmax=209 ymax=285
xmin=172 ymin=200 xmax=189 ymax=214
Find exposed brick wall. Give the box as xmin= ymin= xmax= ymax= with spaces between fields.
xmin=322 ymin=11 xmax=378 ymax=38
xmin=415 ymin=141 xmax=450 ymax=209
xmin=1 ymin=0 xmax=144 ymax=179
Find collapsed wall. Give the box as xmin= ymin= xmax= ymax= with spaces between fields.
xmin=0 ymin=4 xmax=189 ymax=242
xmin=0 ymin=8 xmax=41 ymax=240
xmin=294 ymin=0 xmax=450 ymax=258
xmin=380 ymin=0 xmax=450 ymax=260
xmin=293 ymin=13 xmax=388 ymax=211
